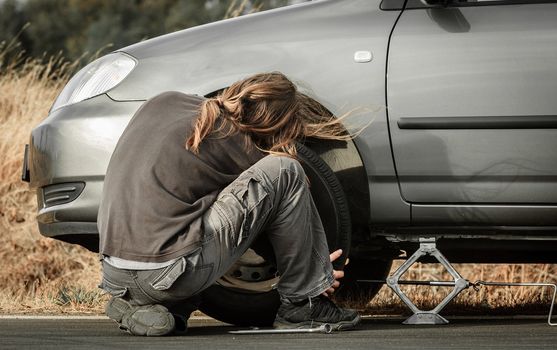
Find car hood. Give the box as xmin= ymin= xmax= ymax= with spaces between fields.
xmin=108 ymin=0 xmax=368 ymax=100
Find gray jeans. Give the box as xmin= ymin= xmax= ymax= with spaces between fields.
xmin=100 ymin=155 xmax=335 ymax=309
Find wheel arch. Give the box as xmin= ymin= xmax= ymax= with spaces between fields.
xmin=302 ymin=137 xmax=370 ymax=245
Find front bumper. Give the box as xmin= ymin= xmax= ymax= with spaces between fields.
xmin=28 ymin=94 xmax=144 ymax=239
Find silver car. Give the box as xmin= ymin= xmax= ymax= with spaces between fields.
xmin=23 ymin=0 xmax=557 ymax=326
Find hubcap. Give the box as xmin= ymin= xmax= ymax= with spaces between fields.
xmin=217 ymin=249 xmax=279 ymax=293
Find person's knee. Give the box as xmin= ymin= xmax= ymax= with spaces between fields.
xmin=255 ymin=155 xmax=306 ymax=186
xmin=278 ymin=156 xmax=305 ymax=178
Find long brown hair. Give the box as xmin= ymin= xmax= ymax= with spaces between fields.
xmin=185 ymin=72 xmax=352 ymax=158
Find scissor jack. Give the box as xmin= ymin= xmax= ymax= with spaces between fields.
xmin=361 ymin=237 xmax=557 ymax=326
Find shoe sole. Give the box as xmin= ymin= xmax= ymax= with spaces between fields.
xmin=273 ymin=314 xmax=361 ymax=332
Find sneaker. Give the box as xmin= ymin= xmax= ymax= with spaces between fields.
xmin=273 ymin=295 xmax=360 ymax=331
xmin=105 ymin=297 xmax=175 ymax=336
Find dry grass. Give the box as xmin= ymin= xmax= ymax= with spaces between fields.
xmin=342 ymin=262 xmax=557 ymax=317
xmin=0 ymin=46 xmax=105 ymax=315
xmin=1 ymin=45 xmax=556 ymax=317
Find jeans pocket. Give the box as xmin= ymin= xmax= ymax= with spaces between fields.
xmin=142 ymin=258 xmax=214 ymax=303
xmin=150 ymin=257 xmax=188 ymax=291
xmin=99 ymin=278 xmax=128 ymax=298
xmin=219 ymin=175 xmax=270 ymax=247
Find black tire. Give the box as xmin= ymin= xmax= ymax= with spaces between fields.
xmin=199 ymin=144 xmax=352 ymax=326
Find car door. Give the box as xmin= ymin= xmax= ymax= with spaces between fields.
xmin=387 ymin=0 xmax=557 ymax=225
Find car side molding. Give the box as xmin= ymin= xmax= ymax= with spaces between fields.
xmin=397 ymin=115 xmax=557 ymax=129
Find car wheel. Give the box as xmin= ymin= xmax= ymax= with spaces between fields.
xmin=199 ymin=143 xmax=352 ymax=326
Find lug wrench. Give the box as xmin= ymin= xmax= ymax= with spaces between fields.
xmin=229 ymin=323 xmax=333 ymax=334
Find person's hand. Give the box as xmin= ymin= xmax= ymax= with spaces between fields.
xmin=323 ymin=249 xmax=346 ymax=297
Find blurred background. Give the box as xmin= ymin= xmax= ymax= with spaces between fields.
xmin=0 ymin=0 xmax=307 ymax=66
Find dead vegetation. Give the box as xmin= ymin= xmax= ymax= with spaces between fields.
xmin=1 ymin=44 xmax=556 ymax=316
xmin=349 ymin=262 xmax=557 ymax=317
xmin=0 ymin=43 xmax=105 ymax=314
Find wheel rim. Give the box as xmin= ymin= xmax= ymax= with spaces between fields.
xmin=216 ymin=248 xmax=279 ymax=293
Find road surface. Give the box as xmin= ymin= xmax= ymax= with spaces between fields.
xmin=0 ymin=315 xmax=555 ymax=350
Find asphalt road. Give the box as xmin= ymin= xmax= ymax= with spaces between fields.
xmin=1 ymin=315 xmax=555 ymax=350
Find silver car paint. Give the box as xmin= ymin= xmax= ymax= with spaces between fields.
xmin=31 ymin=95 xmax=144 ymax=226
xmin=31 ymin=0 xmax=409 ymax=231
xmin=113 ymin=0 xmax=409 ymax=223
xmin=29 ymin=0 xmax=557 ymax=244
xmin=387 ymin=3 xmax=557 ymax=225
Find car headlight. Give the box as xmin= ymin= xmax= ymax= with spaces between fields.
xmin=51 ymin=52 xmax=136 ymax=112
